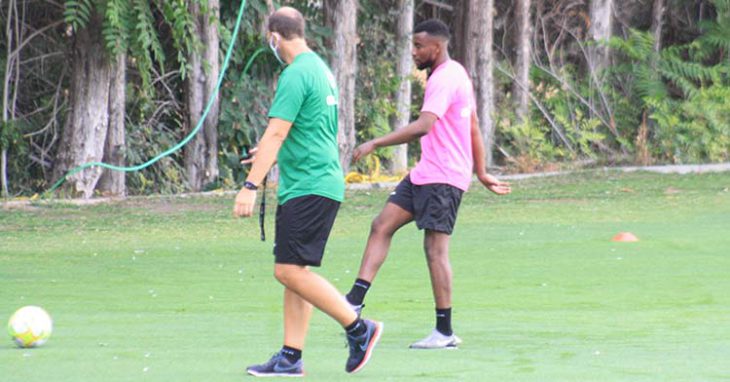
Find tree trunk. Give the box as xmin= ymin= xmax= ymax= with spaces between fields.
xmin=636 ymin=0 xmax=665 ymax=166
xmin=588 ymin=0 xmax=613 ymax=73
xmin=2 ymin=0 xmax=20 ymax=198
xmin=185 ymin=0 xmax=220 ymax=191
xmin=324 ymin=0 xmax=358 ymax=174
xmin=459 ymin=0 xmax=478 ymax=76
xmin=452 ymin=0 xmax=469 ymax=65
xmin=52 ymin=13 xmax=112 ymax=199
xmin=391 ymin=0 xmax=413 ymax=174
xmin=185 ymin=20 xmax=205 ymax=192
xmin=512 ymin=0 xmax=531 ymax=124
xmin=1 ymin=149 xmax=7 ymax=198
xmin=2 ymin=0 xmax=12 ymax=198
xmin=98 ymin=52 xmax=127 ymax=196
xmin=470 ymin=0 xmax=496 ymax=167
xmin=650 ymin=0 xmax=665 ymax=54
xmin=260 ymin=0 xmax=276 ymax=36
xmin=203 ymin=0 xmax=220 ymax=188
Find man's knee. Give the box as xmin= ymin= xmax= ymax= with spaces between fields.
xmin=425 ymin=248 xmax=448 ymax=263
xmin=424 ymin=233 xmax=450 ymax=262
xmin=370 ymin=215 xmax=393 ymax=237
xmin=274 ymin=264 xmax=303 ymax=285
xmin=273 ymin=266 xmax=288 ymax=284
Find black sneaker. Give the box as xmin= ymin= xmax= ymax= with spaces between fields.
xmin=345 ymin=319 xmax=383 ymax=373
xmin=246 ymin=351 xmax=304 ymax=377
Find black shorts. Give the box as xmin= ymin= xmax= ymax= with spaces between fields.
xmin=274 ymin=195 xmax=340 ymax=267
xmin=388 ymin=175 xmax=464 ymax=235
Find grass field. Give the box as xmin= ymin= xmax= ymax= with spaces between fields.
xmin=2 ymin=171 xmax=730 ymax=381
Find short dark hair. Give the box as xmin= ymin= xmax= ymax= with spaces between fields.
xmin=414 ymin=19 xmax=450 ymax=40
xmin=268 ymin=12 xmax=305 ymax=39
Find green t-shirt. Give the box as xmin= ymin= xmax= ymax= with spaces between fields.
xmin=268 ymin=52 xmax=344 ymax=205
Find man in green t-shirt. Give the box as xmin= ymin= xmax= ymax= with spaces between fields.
xmin=233 ymin=7 xmax=382 ymax=377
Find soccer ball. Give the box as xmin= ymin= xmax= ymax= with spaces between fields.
xmin=7 ymin=306 xmax=53 ymax=348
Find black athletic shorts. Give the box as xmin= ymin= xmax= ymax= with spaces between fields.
xmin=388 ymin=174 xmax=464 ymax=235
xmin=274 ymin=195 xmax=340 ymax=267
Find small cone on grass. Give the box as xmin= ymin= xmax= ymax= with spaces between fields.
xmin=612 ymin=232 xmax=639 ymax=242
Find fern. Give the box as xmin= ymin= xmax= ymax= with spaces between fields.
xmin=102 ymin=0 xmax=132 ymax=56
xmin=133 ymin=0 xmax=165 ymax=68
xmin=63 ymin=0 xmax=206 ymax=99
xmin=610 ymin=0 xmax=730 ymax=163
xmin=64 ymin=0 xmax=94 ymax=32
xmin=160 ymin=0 xmax=200 ymax=80
xmin=610 ymin=30 xmax=669 ymax=100
xmin=125 ymin=0 xmax=166 ymax=94
xmin=632 ymin=64 xmax=668 ymax=100
xmin=612 ymin=25 xmax=728 ymax=102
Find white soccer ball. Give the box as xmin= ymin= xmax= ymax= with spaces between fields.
xmin=7 ymin=306 xmax=53 ymax=348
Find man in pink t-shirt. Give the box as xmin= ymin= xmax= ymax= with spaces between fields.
xmin=345 ymin=19 xmax=511 ymax=349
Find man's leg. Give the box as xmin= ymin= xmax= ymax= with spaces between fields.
xmin=248 ymin=265 xmax=381 ymax=377
xmin=246 ymin=280 xmax=312 ymax=377
xmin=357 ymin=203 xmax=414 ymax=281
xmin=275 ymin=264 xmax=357 ymax=326
xmin=346 ymin=203 xmax=413 ymax=307
xmin=283 ymin=287 xmax=313 ymax=350
xmin=408 ymin=229 xmax=459 ymax=349
xmin=274 ymin=264 xmax=384 ymax=373
xmin=423 ymin=230 xmax=452 ymax=311
xmin=250 ymin=196 xmax=383 ymax=376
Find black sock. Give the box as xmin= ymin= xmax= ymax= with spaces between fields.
xmin=280 ymin=345 xmax=302 ymax=363
xmin=436 ymin=308 xmax=452 ymax=336
xmin=345 ymin=319 xmax=367 ymax=337
xmin=345 ymin=278 xmax=371 ymax=306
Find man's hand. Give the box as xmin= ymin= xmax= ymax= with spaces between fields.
xmin=240 ymin=147 xmax=258 ymax=165
xmin=478 ymin=173 xmax=511 ymax=195
xmin=352 ymin=140 xmax=377 ymax=162
xmin=233 ymin=188 xmax=257 ymax=217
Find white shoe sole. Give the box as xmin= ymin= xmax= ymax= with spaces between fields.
xmin=246 ymin=370 xmax=304 ymax=378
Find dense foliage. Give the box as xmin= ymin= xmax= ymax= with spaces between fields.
xmin=1 ymin=0 xmax=729 ymax=197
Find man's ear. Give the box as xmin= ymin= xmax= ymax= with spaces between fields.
xmin=438 ymin=40 xmax=448 ymax=55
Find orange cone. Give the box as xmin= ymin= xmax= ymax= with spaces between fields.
xmin=612 ymin=232 xmax=639 ymax=242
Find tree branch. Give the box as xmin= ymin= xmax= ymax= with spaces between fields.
xmin=10 ymin=20 xmax=63 ymax=57
xmin=421 ymin=0 xmax=453 ymax=11
xmin=494 ymin=63 xmax=575 ymax=152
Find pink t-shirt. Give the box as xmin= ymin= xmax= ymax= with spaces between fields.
xmin=410 ymin=60 xmax=475 ymax=191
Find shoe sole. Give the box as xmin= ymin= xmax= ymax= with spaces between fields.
xmin=409 ymin=339 xmax=459 ymax=349
xmin=348 ymin=321 xmax=383 ymax=374
xmin=453 ymin=335 xmax=463 ymax=345
xmin=409 ymin=343 xmax=459 ymax=349
xmin=247 ymin=369 xmax=304 ymax=378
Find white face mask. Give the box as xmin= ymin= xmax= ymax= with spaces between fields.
xmin=269 ymin=34 xmax=285 ymax=66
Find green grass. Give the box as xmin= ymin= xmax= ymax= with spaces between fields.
xmin=2 ymin=171 xmax=730 ymax=381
